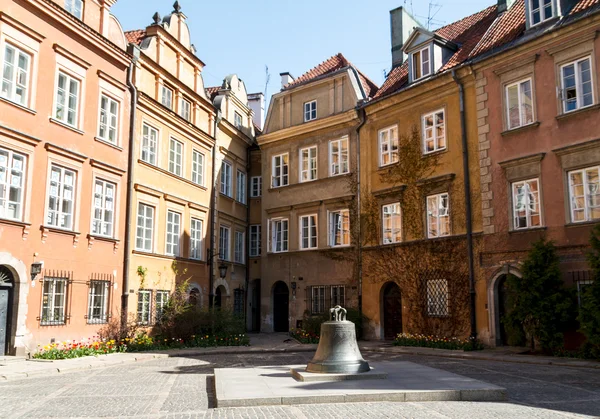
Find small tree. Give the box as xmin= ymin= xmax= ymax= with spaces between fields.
xmin=578 ymin=225 xmax=600 ymax=357
xmin=504 ymin=238 xmax=574 ymax=352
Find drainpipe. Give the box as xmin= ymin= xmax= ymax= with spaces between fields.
xmin=244 ymin=143 xmax=252 ymax=329
xmin=209 ymin=110 xmax=222 ymax=308
xmin=452 ymin=69 xmax=477 ymax=340
xmin=122 ymin=46 xmax=140 ymax=329
xmin=354 ymin=106 xmax=367 ymax=317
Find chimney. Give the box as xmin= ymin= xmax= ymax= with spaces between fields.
xmin=248 ymin=92 xmax=265 ymax=131
xmin=390 ymin=7 xmax=424 ymax=68
xmin=280 ymin=72 xmax=294 ymax=89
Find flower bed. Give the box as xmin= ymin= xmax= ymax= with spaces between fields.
xmin=290 ymin=328 xmax=319 ymax=344
xmin=33 ymin=333 xmax=250 ymax=360
xmin=393 ymin=333 xmax=483 ymax=351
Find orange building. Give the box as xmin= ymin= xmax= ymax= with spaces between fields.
xmin=0 ymin=0 xmax=131 ymax=355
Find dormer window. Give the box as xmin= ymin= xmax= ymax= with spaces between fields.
xmin=529 ymin=0 xmax=554 ymax=26
xmin=64 ymin=0 xmax=83 ymax=20
xmin=304 ymin=100 xmax=317 ymax=122
xmin=234 ymin=111 xmax=243 ymax=129
xmin=412 ymin=46 xmax=431 ymax=81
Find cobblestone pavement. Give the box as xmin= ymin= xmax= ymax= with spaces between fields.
xmin=1 ymin=351 xmax=599 ymax=418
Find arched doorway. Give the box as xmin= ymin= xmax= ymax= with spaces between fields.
xmin=272 ymin=281 xmax=289 ymax=332
xmin=496 ymin=274 xmax=510 ymax=346
xmin=215 ymin=285 xmax=225 ymax=308
xmin=382 ymin=282 xmax=402 ymax=340
xmin=0 ymin=266 xmax=14 ymax=356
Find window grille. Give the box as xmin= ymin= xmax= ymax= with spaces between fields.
xmin=233 ymin=288 xmax=244 ymax=316
xmin=39 ymin=270 xmax=72 ymax=326
xmin=305 ymin=285 xmax=346 ymax=315
xmin=86 ymin=273 xmax=112 ymax=324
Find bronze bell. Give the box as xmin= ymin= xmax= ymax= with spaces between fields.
xmin=306 ymin=306 xmax=370 ymax=374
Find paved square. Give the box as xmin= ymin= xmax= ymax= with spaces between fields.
xmin=215 ymin=361 xmax=507 ymax=407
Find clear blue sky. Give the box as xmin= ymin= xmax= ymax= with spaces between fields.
xmin=113 ymin=0 xmax=494 ymax=99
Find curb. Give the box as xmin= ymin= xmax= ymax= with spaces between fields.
xmin=361 ymin=346 xmax=600 ymax=370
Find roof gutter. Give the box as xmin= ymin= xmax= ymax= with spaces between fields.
xmin=209 ymin=110 xmax=222 ymax=307
xmin=452 ymin=69 xmax=477 ymax=340
xmin=354 ymin=106 xmax=367 ymax=317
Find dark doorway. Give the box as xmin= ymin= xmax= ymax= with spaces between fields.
xmin=383 ymin=282 xmax=402 ymax=340
xmin=251 ymin=279 xmax=261 ymax=332
xmin=0 ymin=266 xmax=14 ymax=356
xmin=215 ymin=286 xmax=224 ymax=308
xmin=497 ymin=275 xmax=510 ymax=346
xmin=273 ymin=281 xmax=289 ymax=332
xmin=188 ymin=287 xmax=200 ymax=307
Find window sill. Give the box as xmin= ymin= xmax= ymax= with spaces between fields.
xmin=42 ymin=226 xmax=81 ymax=237
xmin=0 ymin=218 xmax=31 ymax=228
xmin=267 ymin=173 xmax=353 ymax=193
xmin=94 ymin=137 xmax=123 ymax=151
xmin=219 ymin=193 xmax=234 ymax=201
xmin=565 ymin=220 xmax=600 ymax=228
xmin=49 ymin=118 xmax=84 ymax=135
xmin=137 ymin=159 xmax=208 ymax=191
xmin=422 ymin=147 xmax=448 ymax=157
xmin=501 ymin=121 xmax=541 ymax=137
xmin=508 ymin=226 xmax=547 ymax=235
xmin=132 ymin=249 xmax=207 ymax=264
xmin=556 ymin=104 xmax=600 ymax=121
xmin=0 ymin=96 xmax=36 ymax=115
xmin=87 ymin=234 xmax=120 ymax=243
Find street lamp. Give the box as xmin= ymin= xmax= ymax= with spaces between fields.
xmin=218 ymin=263 xmax=228 ymax=279
xmin=30 ymin=262 xmax=43 ymax=282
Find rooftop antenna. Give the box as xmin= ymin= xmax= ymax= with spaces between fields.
xmin=264 ymin=65 xmax=271 ymax=98
xmin=415 ymin=1 xmax=445 ymax=30
xmin=403 ymin=0 xmax=414 ymax=16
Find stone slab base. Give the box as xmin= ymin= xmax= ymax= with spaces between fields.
xmin=290 ymin=366 xmax=388 ymax=382
xmin=214 ymin=361 xmax=507 ymax=408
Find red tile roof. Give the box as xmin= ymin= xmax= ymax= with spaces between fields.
xmin=468 ymin=1 xmax=526 ymax=58
xmin=284 ymin=53 xmax=379 ymax=98
xmin=124 ymin=29 xmax=146 ymax=46
xmin=205 ymin=86 xmax=220 ymax=100
xmin=571 ymin=0 xmax=600 ymax=14
xmin=375 ymin=6 xmax=497 ymax=99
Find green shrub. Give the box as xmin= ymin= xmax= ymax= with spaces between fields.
xmin=393 ymin=333 xmax=484 ymax=351
xmin=578 ymin=225 xmax=600 ymax=358
xmin=290 ymin=329 xmax=319 ymax=344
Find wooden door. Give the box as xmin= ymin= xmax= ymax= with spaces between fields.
xmin=273 ymin=282 xmax=289 ymax=332
xmin=383 ymin=282 xmax=402 ymax=340
xmin=0 ymin=288 xmax=9 ymax=356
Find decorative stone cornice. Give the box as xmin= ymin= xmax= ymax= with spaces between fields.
xmin=90 ymin=159 xmax=126 ymax=176
xmin=44 ymin=143 xmax=87 ymax=163
xmin=553 ymin=138 xmax=600 ymax=156
xmin=498 ymin=152 xmax=545 ymax=169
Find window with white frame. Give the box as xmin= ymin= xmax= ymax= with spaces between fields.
xmin=54 ymin=71 xmax=80 ymax=127
xmin=41 ymin=277 xmax=68 ymax=325
xmin=422 ymin=110 xmax=446 ymax=154
xmin=46 ymin=165 xmax=76 ymax=230
xmin=220 ymin=161 xmax=232 ymax=197
xmin=506 ymin=79 xmax=534 ymax=130
xmin=329 ymin=137 xmax=349 ymax=176
xmin=304 ymin=100 xmax=317 ymax=122
xmin=168 ymin=138 xmax=183 ymax=177
xmin=237 ymin=170 xmax=247 ymax=204
xmin=529 ymin=0 xmax=554 ymax=26
xmin=1 ymin=43 xmax=30 ymax=107
xmin=311 ymin=286 xmax=325 ymax=314
xmin=219 ymin=225 xmax=230 ymax=260
xmin=379 ymin=126 xmax=399 ymax=166
xmin=141 ymin=123 xmax=158 ymax=165
xmin=512 ymin=178 xmax=542 ymax=230
xmin=382 ymin=203 xmax=402 ymax=244
xmin=234 ymin=231 xmax=245 ymax=264
xmin=98 ymin=94 xmax=118 ymax=144
xmin=0 ymin=147 xmax=26 ymax=221
xmin=270 ymin=218 xmax=288 ymax=253
xmin=191 ymin=150 xmax=204 ymax=186
xmin=569 ymin=166 xmax=600 ymax=223
xmin=91 ymin=179 xmax=115 ymax=237
xmin=250 ymin=176 xmax=262 ymax=197
xmin=427 ymin=279 xmax=449 ymax=317
xmin=272 ymin=154 xmax=289 ymax=187
xmin=561 ymin=57 xmax=594 ymax=113
xmin=190 ymin=218 xmax=203 ymax=260
xmin=249 ymin=225 xmax=261 ymax=257
xmin=137 ymin=290 xmax=151 ymax=324
xmin=165 ymin=210 xmax=181 ymax=256
xmin=155 ymin=290 xmax=169 ymax=323
xmin=179 ymin=97 xmax=191 ymax=121
xmin=136 ymin=203 xmax=154 ymax=252
xmin=329 ymin=209 xmax=350 ymax=247
xmin=234 ymin=111 xmax=243 ymax=129
xmin=161 ymin=85 xmax=173 ymax=110
xmin=300 ymin=146 xmax=317 ymax=182
xmin=87 ymin=280 xmax=109 ymax=324
xmin=427 ymin=193 xmax=450 ymax=238
xmin=411 ymin=45 xmax=431 ymax=81
xmin=577 ymin=280 xmax=593 ymax=307
xmin=64 ymin=0 xmax=83 ymax=19
xmin=300 ymin=214 xmax=318 ymax=250
xmin=331 ymin=285 xmax=345 ymax=307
